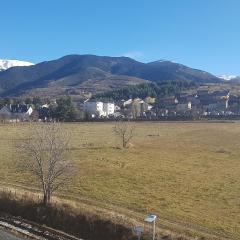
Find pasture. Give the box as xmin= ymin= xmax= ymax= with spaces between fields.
xmin=0 ymin=122 xmax=240 ymax=239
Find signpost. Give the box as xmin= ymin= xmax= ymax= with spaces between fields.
xmin=144 ymin=214 xmax=157 ymax=240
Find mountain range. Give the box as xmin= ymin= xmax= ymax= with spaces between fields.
xmin=0 ymin=55 xmax=223 ymax=98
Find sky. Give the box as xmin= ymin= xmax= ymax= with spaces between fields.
xmin=1 ymin=0 xmax=240 ymax=76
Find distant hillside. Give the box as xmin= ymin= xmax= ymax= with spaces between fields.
xmin=112 ymin=59 xmax=220 ymax=83
xmin=0 ymin=54 xmax=221 ymax=98
xmin=229 ymin=76 xmax=240 ymax=84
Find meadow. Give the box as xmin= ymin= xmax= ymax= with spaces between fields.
xmin=0 ymin=122 xmax=240 ymax=239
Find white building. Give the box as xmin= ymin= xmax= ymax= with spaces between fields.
xmin=84 ymin=100 xmax=114 ymax=118
xmin=103 ymin=103 xmax=115 ymax=116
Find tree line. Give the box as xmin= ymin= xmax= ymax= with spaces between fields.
xmin=92 ymin=80 xmax=197 ymax=101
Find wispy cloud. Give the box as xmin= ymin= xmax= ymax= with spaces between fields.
xmin=121 ymin=51 xmax=144 ymax=60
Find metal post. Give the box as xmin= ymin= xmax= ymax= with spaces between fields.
xmin=153 ymin=219 xmax=155 ymax=240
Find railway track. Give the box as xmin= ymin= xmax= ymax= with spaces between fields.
xmin=0 ymin=214 xmax=82 ymax=240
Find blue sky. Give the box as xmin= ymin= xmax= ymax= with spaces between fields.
xmin=1 ymin=0 xmax=239 ymax=75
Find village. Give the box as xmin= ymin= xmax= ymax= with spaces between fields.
xmin=0 ymin=89 xmax=238 ymax=122
xmin=83 ymin=89 xmax=235 ymax=119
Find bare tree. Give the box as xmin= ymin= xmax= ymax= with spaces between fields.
xmin=113 ymin=121 xmax=135 ymax=148
xmin=20 ymin=123 xmax=74 ymax=206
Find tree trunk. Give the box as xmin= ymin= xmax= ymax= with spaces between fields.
xmin=43 ymin=188 xmax=51 ymax=206
xmin=43 ymin=192 xmax=48 ymax=206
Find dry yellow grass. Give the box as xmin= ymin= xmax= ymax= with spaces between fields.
xmin=0 ymin=122 xmax=240 ymax=239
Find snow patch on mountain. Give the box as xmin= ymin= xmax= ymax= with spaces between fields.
xmin=156 ymin=59 xmax=177 ymax=63
xmin=0 ymin=59 xmax=34 ymax=71
xmin=218 ymin=75 xmax=238 ymax=81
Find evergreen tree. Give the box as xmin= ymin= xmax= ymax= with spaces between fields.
xmin=93 ymin=80 xmax=197 ymax=101
xmin=53 ymin=97 xmax=76 ymax=121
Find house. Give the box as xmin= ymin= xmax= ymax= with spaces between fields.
xmin=11 ymin=105 xmax=33 ymax=121
xmin=84 ymin=100 xmax=104 ymax=117
xmin=158 ymin=96 xmax=179 ymax=107
xmin=114 ymin=105 xmax=121 ymax=111
xmin=38 ymin=105 xmax=51 ymax=121
xmin=83 ymin=100 xmax=115 ymax=118
xmin=122 ymin=99 xmax=133 ymax=107
xmin=42 ymin=104 xmax=49 ymax=108
xmin=0 ymin=105 xmax=33 ymax=122
xmin=130 ymin=98 xmax=143 ymax=118
xmin=155 ymin=96 xmax=178 ymax=116
xmin=175 ymin=94 xmax=192 ymax=113
xmin=176 ymin=102 xmax=192 ymax=112
xmin=103 ymin=102 xmax=115 ymax=116
xmin=203 ymin=99 xmax=228 ymax=112
xmin=211 ymin=90 xmax=230 ymax=98
xmin=0 ymin=106 xmax=12 ymax=122
xmin=126 ymin=98 xmax=153 ymax=118
xmin=26 ymin=106 xmax=34 ymax=115
xmin=144 ymin=96 xmax=156 ymax=104
xmin=198 ymin=91 xmax=230 ymax=112
xmin=197 ymin=90 xmax=209 ymax=97
xmin=228 ymin=95 xmax=240 ymax=113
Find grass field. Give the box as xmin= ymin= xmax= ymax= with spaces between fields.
xmin=0 ymin=122 xmax=240 ymax=239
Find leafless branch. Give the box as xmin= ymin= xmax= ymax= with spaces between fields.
xmin=18 ymin=122 xmax=74 ymax=206
xmin=113 ymin=121 xmax=135 ymax=148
